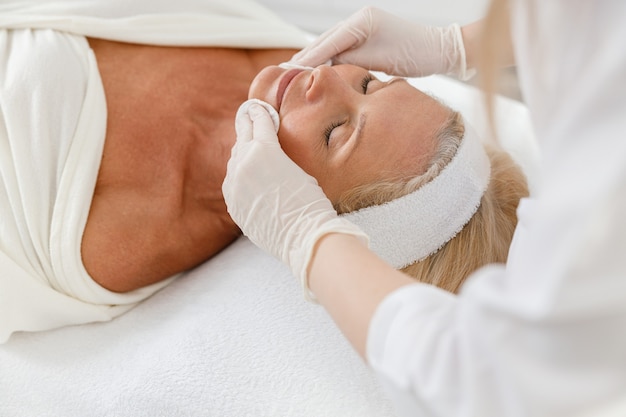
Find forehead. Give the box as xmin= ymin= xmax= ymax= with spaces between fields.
xmin=344 ymin=84 xmax=446 ymax=178
xmin=278 ymin=68 xmax=450 ymax=202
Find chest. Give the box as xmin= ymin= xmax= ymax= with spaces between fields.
xmin=92 ymin=43 xmax=254 ymax=190
xmin=81 ymin=40 xmax=296 ymax=290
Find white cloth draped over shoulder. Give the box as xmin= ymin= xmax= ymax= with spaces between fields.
xmin=0 ymin=0 xmax=308 ymax=343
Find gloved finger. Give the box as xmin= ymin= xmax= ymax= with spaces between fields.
xmin=291 ymin=11 xmax=371 ymax=68
xmin=295 ymin=29 xmax=361 ymax=68
xmin=235 ymin=99 xmax=280 ymax=142
xmin=248 ymin=104 xmax=282 ymax=145
xmin=290 ymin=21 xmax=344 ymax=65
xmin=223 ymin=139 xmax=258 ymax=207
xmin=222 ymin=149 xmax=240 ymax=205
xmin=234 ymin=109 xmax=253 ymax=142
xmin=226 ymin=134 xmax=247 ymax=165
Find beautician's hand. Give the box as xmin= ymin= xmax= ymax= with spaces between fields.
xmin=291 ymin=6 xmax=474 ymax=80
xmin=223 ymin=99 xmax=368 ymax=299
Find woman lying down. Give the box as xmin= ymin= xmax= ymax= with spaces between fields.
xmin=0 ymin=0 xmax=527 ymax=342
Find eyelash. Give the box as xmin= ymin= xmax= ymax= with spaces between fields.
xmin=323 ymin=120 xmax=344 ymax=144
xmin=361 ymin=74 xmax=374 ymax=93
xmin=324 ymin=74 xmax=374 ymax=144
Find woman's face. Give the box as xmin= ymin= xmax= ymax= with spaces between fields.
xmin=248 ymin=64 xmax=450 ymax=201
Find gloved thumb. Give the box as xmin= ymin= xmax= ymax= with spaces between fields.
xmin=248 ymin=105 xmax=281 ymax=145
xmin=235 ymin=98 xmax=280 ymax=143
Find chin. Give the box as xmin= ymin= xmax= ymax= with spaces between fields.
xmin=247 ymin=65 xmax=283 ymax=108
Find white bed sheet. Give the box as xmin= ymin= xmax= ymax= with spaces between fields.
xmin=0 ymin=72 xmax=537 ymax=417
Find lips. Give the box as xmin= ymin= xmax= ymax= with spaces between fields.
xmin=276 ymin=69 xmax=303 ymax=112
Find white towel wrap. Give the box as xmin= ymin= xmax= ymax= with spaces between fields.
xmin=341 ymin=119 xmax=491 ymax=269
xmin=0 ymin=0 xmax=310 ymax=343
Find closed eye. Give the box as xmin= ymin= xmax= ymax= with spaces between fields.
xmin=361 ymin=74 xmax=374 ymax=93
xmin=324 ymin=120 xmax=345 ymax=145
xmin=323 ymin=74 xmax=373 ymax=145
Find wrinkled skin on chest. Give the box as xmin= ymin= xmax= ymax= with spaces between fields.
xmin=83 ymin=39 xmax=296 ymax=292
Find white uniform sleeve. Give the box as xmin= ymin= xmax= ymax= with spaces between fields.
xmin=366 ymin=1 xmax=626 ymax=416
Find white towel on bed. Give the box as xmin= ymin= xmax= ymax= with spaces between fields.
xmin=0 ymin=0 xmax=309 ymax=343
xmin=0 ymin=238 xmax=398 ymax=417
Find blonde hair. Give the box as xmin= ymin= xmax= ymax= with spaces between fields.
xmin=335 ymin=112 xmax=464 ymax=213
xmin=335 ymin=111 xmax=529 ymax=293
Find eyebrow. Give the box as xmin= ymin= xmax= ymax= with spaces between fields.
xmin=352 ymin=112 xmax=367 ymax=148
xmin=350 ymin=77 xmax=403 ymax=150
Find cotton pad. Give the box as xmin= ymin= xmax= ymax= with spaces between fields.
xmin=278 ymin=62 xmax=315 ymax=71
xmin=236 ymin=98 xmax=280 ymax=132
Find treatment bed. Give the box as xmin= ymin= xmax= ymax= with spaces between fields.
xmin=0 ymin=1 xmax=538 ymax=416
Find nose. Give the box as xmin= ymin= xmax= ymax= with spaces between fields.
xmin=305 ymin=65 xmax=352 ymax=103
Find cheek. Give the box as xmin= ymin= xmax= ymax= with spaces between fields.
xmin=278 ymin=117 xmax=347 ymax=200
xmin=277 ymin=118 xmax=318 ymax=175
xmin=248 ymin=66 xmax=281 ymax=104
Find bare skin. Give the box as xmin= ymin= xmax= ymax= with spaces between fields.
xmin=83 ymin=39 xmax=297 ymax=292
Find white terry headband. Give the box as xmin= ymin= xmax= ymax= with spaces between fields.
xmin=341 ymin=119 xmax=491 ymax=269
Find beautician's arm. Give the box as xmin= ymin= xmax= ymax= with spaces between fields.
xmin=461 ymin=19 xmax=516 ymax=71
xmin=307 ymin=233 xmax=414 ymax=358
xmin=291 ymin=7 xmax=515 ymax=80
xmin=223 ymin=102 xmax=412 ymax=359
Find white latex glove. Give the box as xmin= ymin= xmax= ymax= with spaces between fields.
xmin=291 ymin=6 xmax=474 ymax=80
xmin=223 ymin=99 xmax=368 ymax=300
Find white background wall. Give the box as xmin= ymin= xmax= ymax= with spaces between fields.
xmin=257 ymin=0 xmax=489 ymax=34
